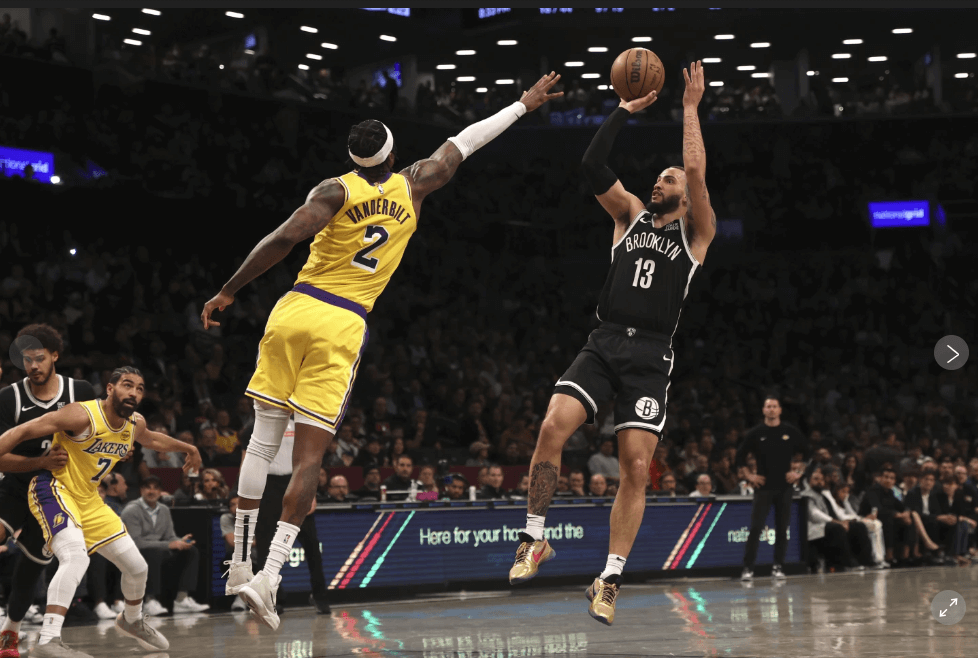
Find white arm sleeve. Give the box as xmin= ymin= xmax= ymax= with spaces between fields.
xmin=447 ymin=101 xmax=527 ymax=160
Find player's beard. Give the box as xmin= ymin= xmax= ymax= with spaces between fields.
xmin=111 ymin=394 xmax=139 ymax=418
xmin=646 ymin=192 xmax=682 ymax=216
xmin=28 ymin=363 xmax=54 ymax=387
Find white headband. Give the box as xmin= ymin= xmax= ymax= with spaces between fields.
xmin=349 ymin=123 xmax=394 ymax=167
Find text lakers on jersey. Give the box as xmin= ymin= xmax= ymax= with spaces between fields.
xmin=295 ymin=171 xmax=417 ymax=313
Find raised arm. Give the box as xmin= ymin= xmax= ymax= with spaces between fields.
xmin=0 ymin=403 xmax=91 ymax=459
xmin=581 ymin=90 xmax=658 ymax=231
xmin=401 ymin=72 xmax=563 ymax=203
xmin=681 ymin=61 xmax=716 ymax=264
xmin=132 ymin=413 xmax=202 ymax=474
xmin=201 ymin=179 xmax=347 ymax=329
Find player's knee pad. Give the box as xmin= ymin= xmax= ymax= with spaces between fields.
xmin=98 ymin=536 xmax=147 ymax=601
xmin=47 ymin=524 xmax=90 ymax=608
xmin=247 ymin=403 xmax=290 ymax=463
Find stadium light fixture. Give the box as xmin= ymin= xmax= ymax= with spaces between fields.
xmin=750 ymin=42 xmax=770 ymax=48
xmin=321 ymin=43 xmax=338 ymax=50
xmin=306 ymin=53 xmax=322 ymax=60
xmin=588 ymin=47 xmax=608 ymax=53
xmin=495 ymin=79 xmax=515 ymax=84
xmin=709 ymin=81 xmax=724 ymax=86
xmin=456 ymin=50 xmax=476 ymax=55
xmin=892 ymin=28 xmax=912 ymax=34
xmin=123 ymin=39 xmax=142 ymax=46
xmin=69 ymin=248 xmax=76 ymax=255
xmin=92 ymin=13 xmax=110 ymax=21
xmin=225 ymin=11 xmax=244 ymax=19
xmin=141 ymin=8 xmax=161 ymax=16
xmin=476 ymin=87 xmax=488 ymax=92
xmin=702 ymin=57 xmax=721 ymax=63
xmin=807 ymin=70 xmax=815 ymax=76
xmin=736 ymin=65 xmax=755 ymax=71
xmin=132 ymin=28 xmax=151 ymax=35
xmin=437 ymin=64 xmax=456 ymax=70
xmin=597 ymin=84 xmax=609 ymax=90
xmin=843 ymin=39 xmax=863 ymax=45
xmin=832 ymin=77 xmax=849 ymax=82
xmin=751 ymin=72 xmax=770 ymax=78
xmin=300 ymin=26 xmax=318 ymax=33
xmin=50 ymin=176 xmax=61 ymax=185
xmin=715 ymin=34 xmax=734 ymax=40
xmin=582 ymin=73 xmax=601 ymax=78
xmin=457 ymin=76 xmax=476 ymax=82
xmin=631 ymin=36 xmax=652 ymax=42
xmin=957 ymin=53 xmax=976 ymax=59
xmin=497 ymin=40 xmax=517 ymax=45
xmin=244 ymin=49 xmax=254 ymax=55
xmin=832 ymin=53 xmax=851 ymax=59
xmin=219 ymin=65 xmax=224 ymax=69
xmin=565 ymin=61 xmax=584 ymax=67
xmin=868 ymin=56 xmax=887 ymax=62
xmin=380 ymin=34 xmax=396 ymax=42
xmin=298 ymin=64 xmax=309 ymax=70
xmin=954 ymin=72 xmax=969 ymax=78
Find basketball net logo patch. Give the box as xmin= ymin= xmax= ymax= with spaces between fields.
xmin=635 ymin=397 xmax=660 ymax=420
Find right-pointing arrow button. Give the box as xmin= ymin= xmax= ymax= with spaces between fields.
xmin=936 ymin=336 xmax=969 ymax=371
xmin=947 ymin=345 xmax=959 ymax=363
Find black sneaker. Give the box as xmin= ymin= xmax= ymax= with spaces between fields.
xmin=309 ymin=593 xmax=331 ymax=615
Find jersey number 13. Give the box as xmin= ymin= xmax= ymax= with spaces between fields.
xmin=631 ymin=258 xmax=656 ymax=289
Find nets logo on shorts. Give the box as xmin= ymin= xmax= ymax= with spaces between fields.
xmin=634 ymin=397 xmax=660 ymax=420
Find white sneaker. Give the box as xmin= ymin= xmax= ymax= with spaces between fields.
xmin=238 ymin=571 xmax=282 ymax=630
xmin=223 ymin=559 xmax=253 ymax=596
xmin=172 ymin=596 xmax=210 ymax=614
xmin=142 ymin=599 xmax=169 ymax=616
xmin=27 ymin=604 xmax=44 ymax=624
xmin=115 ymin=612 xmax=169 ymax=651
xmin=231 ymin=595 xmax=247 ymax=611
xmin=111 ymin=601 xmax=125 ymax=614
xmin=94 ymin=602 xmax=117 ymax=619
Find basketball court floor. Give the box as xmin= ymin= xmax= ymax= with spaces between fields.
xmin=21 ymin=566 xmax=976 ymax=658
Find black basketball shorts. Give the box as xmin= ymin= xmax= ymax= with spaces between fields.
xmin=0 ymin=483 xmax=54 ymax=564
xmin=554 ymin=323 xmax=673 ymax=435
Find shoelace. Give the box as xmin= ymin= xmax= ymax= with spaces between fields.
xmin=515 ymin=542 xmax=533 ymax=563
xmin=599 ymin=581 xmax=618 ymax=606
xmin=133 ymin=616 xmax=157 ymax=638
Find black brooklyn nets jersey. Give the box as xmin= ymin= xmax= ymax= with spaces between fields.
xmin=596 ymin=211 xmax=700 ymax=336
xmin=0 ymin=376 xmax=96 ymax=492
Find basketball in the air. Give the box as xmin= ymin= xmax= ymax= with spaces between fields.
xmin=611 ymin=48 xmax=665 ymax=101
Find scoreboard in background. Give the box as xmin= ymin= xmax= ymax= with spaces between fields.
xmin=210 ymin=497 xmax=803 ymax=596
xmin=868 ymin=200 xmax=946 ymax=228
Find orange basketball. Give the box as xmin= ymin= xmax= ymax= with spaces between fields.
xmin=610 ymin=48 xmax=665 ymax=102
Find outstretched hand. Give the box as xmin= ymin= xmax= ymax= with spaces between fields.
xmin=520 ymin=72 xmax=564 ymax=112
xmin=201 ymin=290 xmax=234 ymax=330
xmin=619 ymin=89 xmax=658 ymax=114
xmin=683 ymin=60 xmax=706 ymax=107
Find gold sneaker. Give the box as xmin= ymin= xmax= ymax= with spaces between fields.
xmin=508 ymin=532 xmax=556 ymax=584
xmin=585 ymin=575 xmax=622 ymax=625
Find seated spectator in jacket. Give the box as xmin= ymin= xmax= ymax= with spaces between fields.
xmin=352 ymin=435 xmax=384 ymax=470
xmin=555 ymin=475 xmax=570 ymax=496
xmin=567 ymin=469 xmax=587 ymax=497
xmin=804 ymin=468 xmax=855 ymax=571
xmin=822 ymin=482 xmax=878 ymax=567
xmin=589 ymin=473 xmax=608 ymax=497
xmin=587 ymin=438 xmax=620 ymax=479
xmin=479 ymin=464 xmax=506 ymax=499
xmin=937 ymin=477 xmax=976 ymax=564
xmin=324 ymin=475 xmax=358 ymax=503
xmin=443 ymin=474 xmax=469 ymax=501
xmin=955 ymin=465 xmax=978 ymax=509
xmin=509 ymin=472 xmax=530 ymax=499
xmin=693 ymin=473 xmax=715 ymax=497
xmin=195 ymin=468 xmax=229 ymax=504
xmin=858 ymin=467 xmax=917 ymax=566
xmin=121 ymin=476 xmax=210 ymax=615
xmin=354 ymin=466 xmax=383 ymax=500
xmin=382 ymin=454 xmax=416 ymax=501
xmin=172 ymin=472 xmax=196 ymax=506
xmin=904 ymin=471 xmax=947 ymax=563
xmin=103 ymin=473 xmax=128 ymax=514
xmin=710 ymin=456 xmax=738 ymax=494
xmin=652 ymin=472 xmax=683 ymax=497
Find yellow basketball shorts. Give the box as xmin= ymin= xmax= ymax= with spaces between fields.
xmin=28 ymin=473 xmax=128 ymax=554
xmin=246 ymin=284 xmax=369 ymax=429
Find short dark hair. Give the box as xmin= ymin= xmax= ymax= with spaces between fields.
xmin=15 ymin=323 xmax=64 ymax=355
xmin=347 ymin=119 xmax=395 ymax=175
xmin=881 ymin=467 xmax=897 ymax=478
xmin=921 ymin=471 xmax=936 ymax=480
xmin=109 ymin=366 xmax=144 ymax=386
xmin=141 ymin=475 xmax=162 ymax=489
xmin=763 ymin=394 xmax=781 ymax=406
xmin=396 ymin=453 xmax=413 ymax=465
xmin=450 ymin=474 xmax=469 ymax=486
xmin=363 ymin=466 xmax=380 ymax=477
xmin=568 ymin=469 xmax=584 ymax=478
xmin=830 ymin=482 xmax=850 ymax=497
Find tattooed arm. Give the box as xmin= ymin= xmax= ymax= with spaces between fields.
xmin=201 ymin=179 xmax=346 ymax=328
xmin=681 ymin=61 xmax=716 ymax=265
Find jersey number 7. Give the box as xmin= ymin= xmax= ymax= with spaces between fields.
xmin=91 ymin=458 xmax=112 ymax=484
xmin=351 ymin=226 xmax=390 ymax=273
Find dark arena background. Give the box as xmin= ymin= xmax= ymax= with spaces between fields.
xmin=1 ymin=5 xmax=977 ymax=658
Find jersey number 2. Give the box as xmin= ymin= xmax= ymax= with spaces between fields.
xmin=631 ymin=258 xmax=655 ymax=289
xmin=91 ymin=458 xmax=112 ymax=483
xmin=352 ymin=226 xmax=390 ymax=273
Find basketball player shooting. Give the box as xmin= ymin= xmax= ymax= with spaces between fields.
xmin=200 ymin=73 xmax=562 ymax=630
xmin=508 ymin=61 xmax=715 ymax=625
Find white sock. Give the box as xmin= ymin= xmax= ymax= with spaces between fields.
xmin=124 ymin=602 xmax=142 ymax=623
xmin=524 ymin=514 xmax=546 ymax=542
xmin=233 ymin=507 xmax=260 ymax=565
xmin=261 ymin=522 xmax=300 ymax=579
xmin=1 ymin=618 xmax=20 ymax=633
xmin=38 ymin=614 xmax=64 ymax=645
xmin=599 ymin=554 xmax=627 ymax=580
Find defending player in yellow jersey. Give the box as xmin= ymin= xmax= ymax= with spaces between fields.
xmin=0 ymin=367 xmax=202 ymax=658
xmin=201 ymin=73 xmax=563 ymax=631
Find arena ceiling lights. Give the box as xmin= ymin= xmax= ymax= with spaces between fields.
xmin=380 ymin=34 xmax=396 ymax=42
xmin=751 ymin=72 xmax=770 ymax=78
xmin=564 ymin=61 xmax=584 ymax=67
xmin=300 ymin=26 xmax=318 ymax=33
xmin=132 ymin=28 xmax=151 ymax=36
xmin=457 ymin=76 xmax=476 ymax=82
xmin=954 ymin=73 xmax=969 ymax=78
xmin=736 ymin=65 xmax=755 ymax=71
xmin=709 ymin=81 xmax=724 ymax=86
xmin=868 ymin=56 xmax=887 ymax=62
xmin=321 ymin=43 xmax=338 ymax=50
xmin=832 ymin=53 xmax=852 ymax=59
xmin=843 ymin=39 xmax=863 ymax=45
xmin=436 ymin=64 xmax=456 ymax=69
xmin=141 ymin=8 xmax=160 ymax=16
xmin=456 ymin=50 xmax=476 ymax=55
xmin=581 ymin=73 xmax=600 ymax=79
xmin=750 ymin=42 xmax=770 ymax=48
xmin=306 ymin=53 xmax=322 ymax=60
xmin=495 ymin=78 xmax=515 ymax=84
xmin=958 ymin=53 xmax=976 ymax=59
xmin=702 ymin=57 xmax=721 ymax=63
xmin=475 ymin=87 xmax=488 ymax=92
xmin=92 ymin=13 xmax=110 ymax=21
xmin=714 ymin=34 xmax=734 ymax=40
xmin=832 ymin=77 xmax=849 ymax=82
xmin=225 ymin=11 xmax=244 ymax=19
xmin=298 ymin=63 xmax=309 ymax=70
xmin=588 ymin=47 xmax=608 ymax=52
xmin=631 ymin=36 xmax=652 ymax=43
xmin=891 ymin=28 xmax=912 ymax=34
xmin=497 ymin=40 xmax=517 ymax=45
xmin=123 ymin=38 xmax=142 ymax=46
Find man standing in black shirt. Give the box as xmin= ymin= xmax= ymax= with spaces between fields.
xmin=735 ymin=396 xmax=807 ymax=581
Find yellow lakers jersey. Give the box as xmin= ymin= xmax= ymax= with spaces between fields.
xmin=295 ymin=171 xmax=417 ymax=312
xmin=52 ymin=399 xmax=133 ymax=502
